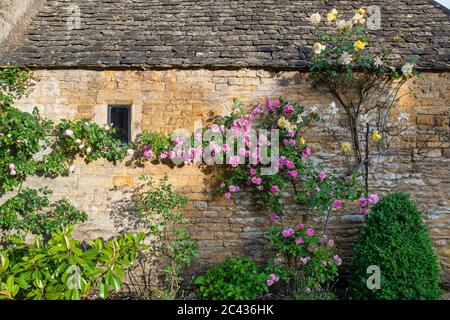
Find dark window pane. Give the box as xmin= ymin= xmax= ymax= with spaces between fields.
xmin=108 ymin=105 xmax=130 ymax=143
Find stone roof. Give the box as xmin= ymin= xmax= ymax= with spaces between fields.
xmin=1 ymin=0 xmax=449 ymax=70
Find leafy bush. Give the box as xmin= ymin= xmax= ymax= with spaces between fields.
xmin=349 ymin=192 xmax=442 ymax=300
xmin=0 ymin=225 xmax=146 ymax=300
xmin=266 ymin=225 xmax=339 ymax=299
xmin=194 ymin=256 xmax=268 ymax=300
xmin=129 ymin=176 xmax=197 ymax=299
xmin=0 ymin=187 xmax=87 ymax=242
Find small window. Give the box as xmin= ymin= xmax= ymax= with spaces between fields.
xmin=108 ymin=105 xmax=131 ymax=143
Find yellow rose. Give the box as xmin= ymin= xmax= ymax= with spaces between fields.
xmin=326 ymin=9 xmax=338 ymax=22
xmin=313 ymin=42 xmax=326 ymax=55
xmin=299 ymin=137 xmax=306 ymax=145
xmin=354 ymin=40 xmax=367 ymax=51
xmin=372 ymin=131 xmax=381 ymax=141
xmin=277 ymin=117 xmax=287 ymax=129
xmin=357 ymin=8 xmax=366 ymax=16
xmin=342 ymin=142 xmax=352 ymax=152
xmin=310 ymin=13 xmax=321 ymax=24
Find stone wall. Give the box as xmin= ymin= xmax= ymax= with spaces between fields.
xmin=7 ymin=68 xmax=450 ymax=283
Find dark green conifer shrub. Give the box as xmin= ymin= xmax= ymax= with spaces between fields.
xmin=349 ymin=192 xmax=441 ymax=300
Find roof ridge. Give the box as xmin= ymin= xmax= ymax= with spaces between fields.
xmin=430 ymin=0 xmax=450 ymax=16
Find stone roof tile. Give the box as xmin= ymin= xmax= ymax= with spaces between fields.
xmin=1 ymin=0 xmax=449 ymax=69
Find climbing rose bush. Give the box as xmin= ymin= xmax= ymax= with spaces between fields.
xmin=203 ymin=98 xmax=366 ymax=226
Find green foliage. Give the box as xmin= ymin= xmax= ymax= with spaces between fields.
xmin=194 ymin=256 xmax=268 ymax=300
xmin=0 ymin=187 xmax=87 ymax=241
xmin=0 ymin=67 xmax=33 ymax=107
xmin=131 ymin=176 xmax=197 ymax=299
xmin=0 ymin=106 xmax=56 ymax=192
xmin=266 ymin=225 xmax=339 ymax=299
xmin=0 ymin=68 xmax=129 ymax=193
xmin=349 ymin=192 xmax=442 ymax=300
xmin=56 ymin=118 xmax=128 ymax=163
xmin=139 ymin=131 xmax=172 ymax=156
xmin=0 ymin=225 xmax=146 ymax=300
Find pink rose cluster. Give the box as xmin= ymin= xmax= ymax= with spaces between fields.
xmin=266 ymin=273 xmax=280 ymax=287
xmin=357 ymin=193 xmax=379 ymax=215
xmin=266 ymin=98 xmax=281 ymax=112
xmin=281 ymin=225 xmax=315 ymax=239
xmin=143 ymin=144 xmax=154 ymax=159
xmin=8 ymin=163 xmax=16 ymax=176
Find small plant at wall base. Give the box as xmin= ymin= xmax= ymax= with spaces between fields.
xmin=128 ymin=176 xmax=197 ymax=299
xmin=194 ymin=256 xmax=268 ymax=300
xmin=266 ymin=224 xmax=339 ymax=300
xmin=349 ymin=192 xmax=441 ymax=300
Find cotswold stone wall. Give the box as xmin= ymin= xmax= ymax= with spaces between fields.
xmin=10 ymin=69 xmax=450 ymax=282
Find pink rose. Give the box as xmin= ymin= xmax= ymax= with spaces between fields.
xmin=332 ymin=199 xmax=343 ymax=209
xmin=333 ymin=255 xmax=342 ymax=266
xmin=358 ymin=197 xmax=368 ymax=207
xmin=167 ymin=150 xmax=175 ymax=160
xmin=266 ymin=279 xmax=274 ymax=286
xmin=251 ymin=176 xmax=262 ymax=185
xmin=285 ymin=160 xmax=295 ymax=169
xmin=270 ymin=185 xmax=280 ymax=193
xmin=229 ymin=155 xmax=240 ymax=168
xmin=8 ymin=163 xmax=15 ymax=170
xmin=302 ymin=146 xmax=312 ymax=158
xmin=295 ymin=237 xmax=304 ymax=244
xmin=256 ymin=186 xmax=264 ymax=191
xmin=229 ymin=185 xmax=240 ymax=193
xmin=298 ymin=223 xmax=305 ymax=229
xmin=288 ymin=170 xmax=298 ymax=178
xmin=368 ymin=194 xmax=379 ymax=204
xmin=143 ymin=149 xmax=154 ymax=159
xmin=306 ymin=228 xmax=315 ymax=236
xmin=283 ymin=104 xmax=295 ymax=116
xmin=319 ymin=171 xmax=327 ymax=182
xmin=282 ymin=228 xmax=295 ymax=237
xmin=249 ymin=168 xmax=257 ymax=175
xmin=269 ymin=213 xmax=280 ymax=221
xmin=224 ymin=192 xmax=232 ymax=200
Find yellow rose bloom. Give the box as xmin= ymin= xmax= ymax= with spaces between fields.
xmin=354 ymin=40 xmax=367 ymax=51
xmin=299 ymin=137 xmax=306 ymax=145
xmin=313 ymin=42 xmax=326 ymax=54
xmin=326 ymin=9 xmax=338 ymax=22
xmin=372 ymin=131 xmax=381 ymax=141
xmin=357 ymin=8 xmax=366 ymax=16
xmin=342 ymin=142 xmax=352 ymax=152
xmin=277 ymin=117 xmax=287 ymax=129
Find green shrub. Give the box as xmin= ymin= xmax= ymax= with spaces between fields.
xmin=0 ymin=225 xmax=146 ymax=300
xmin=0 ymin=187 xmax=87 ymax=242
xmin=194 ymin=256 xmax=268 ymax=300
xmin=349 ymin=192 xmax=441 ymax=300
